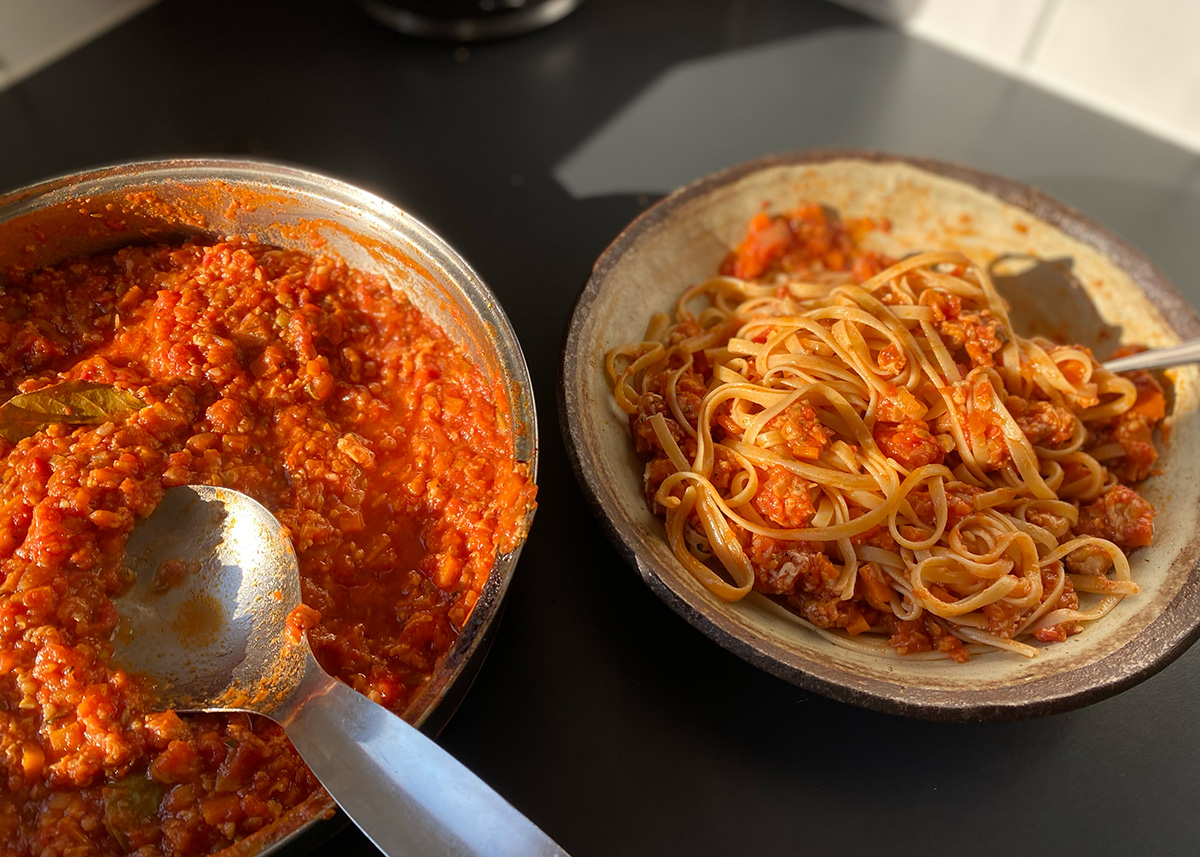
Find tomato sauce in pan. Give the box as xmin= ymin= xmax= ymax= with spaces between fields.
xmin=0 ymin=240 xmax=534 ymax=855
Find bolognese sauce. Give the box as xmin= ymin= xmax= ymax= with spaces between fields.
xmin=607 ymin=204 xmax=1163 ymax=662
xmin=0 ymin=240 xmax=534 ymax=855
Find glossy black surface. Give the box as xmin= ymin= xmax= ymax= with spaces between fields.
xmin=3 ymin=1 xmax=1200 ymax=854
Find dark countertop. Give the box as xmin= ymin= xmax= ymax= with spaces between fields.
xmin=3 ymin=1 xmax=1200 ymax=855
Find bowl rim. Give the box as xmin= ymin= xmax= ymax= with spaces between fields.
xmin=0 ymin=157 xmax=539 ymax=850
xmin=559 ymin=147 xmax=1200 ymax=721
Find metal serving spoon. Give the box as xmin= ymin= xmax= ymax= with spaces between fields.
xmin=1103 ymin=339 xmax=1200 ymax=373
xmin=114 ymin=485 xmax=568 ymax=857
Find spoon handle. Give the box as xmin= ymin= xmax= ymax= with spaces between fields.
xmin=1104 ymin=338 xmax=1200 ymax=373
xmin=281 ymin=658 xmax=570 ymax=857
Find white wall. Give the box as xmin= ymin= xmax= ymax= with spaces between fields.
xmin=0 ymin=0 xmax=157 ymax=90
xmin=831 ymin=0 xmax=1200 ymax=153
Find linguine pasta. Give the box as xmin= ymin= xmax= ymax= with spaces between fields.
xmin=606 ymin=207 xmax=1164 ymax=661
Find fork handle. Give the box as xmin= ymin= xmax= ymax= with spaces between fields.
xmin=1104 ymin=338 xmax=1200 ymax=373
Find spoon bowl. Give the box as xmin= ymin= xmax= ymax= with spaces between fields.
xmin=115 ymin=485 xmax=306 ymax=714
xmin=115 ymin=485 xmax=568 ymax=857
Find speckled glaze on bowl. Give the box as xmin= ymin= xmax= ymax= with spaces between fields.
xmin=560 ymin=149 xmax=1200 ymax=721
xmin=0 ymin=159 xmax=538 ymax=854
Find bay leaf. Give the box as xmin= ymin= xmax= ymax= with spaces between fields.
xmin=0 ymin=380 xmax=147 ymax=442
xmin=103 ymin=775 xmax=165 ymax=852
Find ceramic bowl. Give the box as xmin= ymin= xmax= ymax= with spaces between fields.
xmin=0 ymin=159 xmax=538 ymax=853
xmin=560 ymin=149 xmax=1200 ymax=720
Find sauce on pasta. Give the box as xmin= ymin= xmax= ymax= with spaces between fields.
xmin=606 ymin=204 xmax=1163 ymax=662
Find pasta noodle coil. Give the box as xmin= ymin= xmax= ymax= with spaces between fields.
xmin=606 ymin=208 xmax=1164 ymax=662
